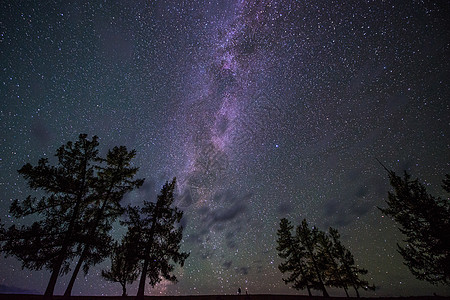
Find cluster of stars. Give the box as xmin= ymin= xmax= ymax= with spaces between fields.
xmin=1 ymin=0 xmax=449 ymax=297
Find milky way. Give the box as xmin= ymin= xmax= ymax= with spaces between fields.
xmin=1 ymin=0 xmax=449 ymax=297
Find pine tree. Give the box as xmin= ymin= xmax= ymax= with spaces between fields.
xmin=379 ymin=170 xmax=450 ymax=285
xmin=0 ymin=134 xmax=100 ymax=297
xmin=328 ymin=228 xmax=375 ymax=297
xmin=63 ymin=146 xmax=144 ymax=296
xmin=276 ymin=219 xmax=374 ymax=297
xmin=102 ymin=236 xmax=140 ymax=297
xmin=276 ymin=218 xmax=312 ymax=296
xmin=122 ymin=178 xmax=189 ymax=299
xmin=317 ymin=230 xmax=348 ymax=296
xmin=276 ymin=218 xmax=329 ymax=296
xmin=297 ymin=219 xmax=329 ymax=297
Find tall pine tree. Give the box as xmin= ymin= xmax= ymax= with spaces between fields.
xmin=317 ymin=230 xmax=348 ymax=296
xmin=0 ymin=134 xmax=99 ymax=297
xmin=276 ymin=218 xmax=313 ymax=296
xmin=276 ymin=218 xmax=329 ymax=296
xmin=297 ymin=219 xmax=329 ymax=297
xmin=0 ymin=135 xmax=145 ymax=297
xmin=379 ymin=169 xmax=450 ymax=285
xmin=277 ymin=218 xmax=374 ymax=297
xmin=122 ymin=178 xmax=189 ymax=299
xmin=328 ymin=228 xmax=375 ymax=297
xmin=63 ymin=146 xmax=143 ymax=296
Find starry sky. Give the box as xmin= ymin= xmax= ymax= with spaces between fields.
xmin=1 ymin=0 xmax=449 ymax=297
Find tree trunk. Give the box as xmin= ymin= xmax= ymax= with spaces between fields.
xmin=136 ymin=200 xmax=160 ymax=299
xmin=307 ymin=247 xmax=329 ymax=297
xmin=44 ymin=249 xmax=66 ymax=297
xmin=321 ymin=286 xmax=330 ymax=297
xmin=121 ymin=283 xmax=127 ymax=297
xmin=64 ymin=187 xmax=113 ymax=297
xmin=64 ymin=249 xmax=88 ymax=297
xmin=45 ymin=156 xmax=89 ymax=297
xmin=45 ymin=194 xmax=84 ymax=297
xmin=354 ymin=285 xmax=360 ymax=298
xmin=137 ymin=259 xmax=149 ymax=299
xmin=306 ymin=285 xmax=312 ymax=297
xmin=344 ymin=286 xmax=349 ymax=297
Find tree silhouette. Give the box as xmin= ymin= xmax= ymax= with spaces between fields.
xmin=1 ymin=134 xmax=100 ymax=297
xmin=327 ymin=228 xmax=375 ymax=297
xmin=0 ymin=134 xmax=144 ymax=297
xmin=122 ymin=178 xmax=189 ymax=299
xmin=276 ymin=218 xmax=313 ymax=296
xmin=277 ymin=218 xmax=374 ymax=297
xmin=102 ymin=236 xmax=140 ymax=297
xmin=317 ymin=230 xmax=347 ymax=296
xmin=63 ymin=146 xmax=144 ymax=296
xmin=297 ymin=219 xmax=329 ymax=297
xmin=276 ymin=218 xmax=329 ymax=296
xmin=378 ymin=169 xmax=450 ymax=285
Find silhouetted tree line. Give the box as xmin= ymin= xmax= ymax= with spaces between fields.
xmin=276 ymin=218 xmax=374 ymax=297
xmin=0 ymin=134 xmax=189 ymax=298
xmin=378 ymin=162 xmax=449 ymax=286
xmin=1 ymin=134 xmax=448 ymax=297
xmin=277 ymin=166 xmax=450 ymax=297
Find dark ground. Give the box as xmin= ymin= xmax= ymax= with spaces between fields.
xmin=0 ymin=295 xmax=448 ymax=300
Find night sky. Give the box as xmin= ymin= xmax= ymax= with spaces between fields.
xmin=1 ymin=0 xmax=449 ymax=297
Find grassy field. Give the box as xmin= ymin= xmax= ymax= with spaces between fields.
xmin=0 ymin=295 xmax=448 ymax=300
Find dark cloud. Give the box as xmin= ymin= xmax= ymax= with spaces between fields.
xmin=178 ymin=188 xmax=193 ymax=208
xmin=0 ymin=284 xmax=39 ymax=294
xmin=197 ymin=206 xmax=210 ymax=216
xmin=210 ymin=202 xmax=246 ymax=223
xmin=225 ymin=231 xmax=234 ymax=240
xmin=197 ymin=242 xmax=216 ymax=261
xmin=324 ymin=198 xmax=341 ymax=218
xmin=347 ymin=168 xmax=364 ymax=181
xmin=185 ymin=228 xmax=209 ymax=245
xmin=324 ymin=214 xmax=353 ymax=228
xmin=226 ymin=239 xmax=237 ymax=249
xmin=208 ymin=190 xmax=252 ymax=225
xmin=399 ymin=158 xmax=416 ymax=173
xmin=351 ymin=203 xmax=372 ymax=217
xmin=323 ymin=198 xmax=355 ymax=227
xmin=224 ymin=227 xmax=244 ymax=249
xmin=355 ymin=185 xmax=369 ymax=198
xmin=323 ymin=183 xmax=377 ymax=227
xmin=185 ymin=233 xmax=202 ymax=245
xmin=222 ymin=260 xmax=232 ymax=270
xmin=137 ymin=178 xmax=157 ymax=202
xmin=179 ymin=214 xmax=188 ymax=229
xmin=236 ymin=266 xmax=250 ymax=275
xmin=214 ymin=223 xmax=226 ymax=232
xmin=212 ymin=190 xmax=252 ymax=205
xmin=276 ymin=201 xmax=293 ymax=215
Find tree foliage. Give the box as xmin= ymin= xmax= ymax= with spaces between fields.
xmin=379 ymin=170 xmax=450 ymax=285
xmin=122 ymin=178 xmax=189 ymax=299
xmin=325 ymin=228 xmax=375 ymax=297
xmin=102 ymin=236 xmax=140 ymax=297
xmin=0 ymin=134 xmax=143 ymax=297
xmin=276 ymin=218 xmax=374 ymax=297
xmin=276 ymin=218 xmax=313 ymax=296
xmin=64 ymin=146 xmax=144 ymax=296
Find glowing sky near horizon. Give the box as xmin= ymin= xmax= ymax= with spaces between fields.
xmin=1 ymin=0 xmax=449 ymax=297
